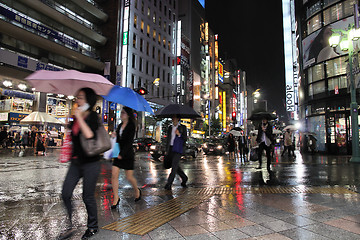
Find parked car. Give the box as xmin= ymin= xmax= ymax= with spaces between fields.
xmin=202 ymin=139 xmax=226 ymax=155
xmin=150 ymin=137 xmax=201 ymax=160
xmin=134 ymin=138 xmax=158 ymax=151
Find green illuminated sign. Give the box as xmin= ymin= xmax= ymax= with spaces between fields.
xmin=123 ymin=32 xmax=128 ymax=45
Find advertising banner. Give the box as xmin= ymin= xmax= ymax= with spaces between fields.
xmin=218 ymin=62 xmax=224 ymax=83
xmin=302 ymin=16 xmax=354 ymax=69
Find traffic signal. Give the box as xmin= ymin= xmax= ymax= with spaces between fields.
xmin=232 ymin=112 xmax=236 ymax=121
xmin=135 ymin=87 xmax=148 ymax=95
xmin=103 ymin=114 xmax=108 ymax=123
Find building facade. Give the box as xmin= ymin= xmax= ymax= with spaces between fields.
xmin=0 ymin=0 xmax=108 ymax=127
xmin=296 ymin=0 xmax=360 ymax=154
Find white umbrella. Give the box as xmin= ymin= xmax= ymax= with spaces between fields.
xmin=20 ymin=112 xmax=63 ymax=125
xmin=273 ymin=129 xmax=282 ymax=134
xmin=229 ymin=130 xmax=241 ymax=136
xmin=283 ymin=125 xmax=297 ymax=131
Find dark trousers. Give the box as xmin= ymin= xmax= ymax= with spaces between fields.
xmin=62 ymin=161 xmax=100 ymax=229
xmin=239 ymin=144 xmax=247 ymax=158
xmin=167 ymin=148 xmax=187 ymax=185
xmin=258 ymin=142 xmax=271 ymax=169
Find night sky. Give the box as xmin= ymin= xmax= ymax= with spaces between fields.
xmin=205 ymin=0 xmax=286 ymax=120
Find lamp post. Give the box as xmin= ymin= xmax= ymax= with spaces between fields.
xmin=329 ymin=26 xmax=360 ymax=162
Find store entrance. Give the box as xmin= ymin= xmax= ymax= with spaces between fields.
xmin=326 ymin=113 xmax=350 ymax=154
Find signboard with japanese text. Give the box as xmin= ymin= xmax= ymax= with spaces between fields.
xmin=218 ymin=62 xmax=223 ymax=83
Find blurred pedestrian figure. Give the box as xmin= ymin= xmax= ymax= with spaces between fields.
xmin=281 ymin=129 xmax=292 ymax=157
xmin=309 ymin=135 xmax=317 ymax=154
xmin=34 ymin=132 xmax=45 ymax=155
xmin=164 ymin=115 xmax=188 ymax=190
xmin=256 ymin=118 xmax=273 ymax=171
xmin=111 ymin=106 xmax=141 ymax=209
xmin=59 ymin=88 xmax=101 ymax=240
xmin=290 ymin=136 xmax=296 ymax=157
xmin=0 ymin=127 xmax=8 ymax=148
xmin=227 ymin=133 xmax=236 ymax=161
xmin=21 ymin=131 xmax=29 ymax=149
xmin=14 ymin=132 xmax=21 ymax=149
xmin=238 ymin=131 xmax=248 ymax=162
xmin=31 ymin=129 xmax=36 ymax=147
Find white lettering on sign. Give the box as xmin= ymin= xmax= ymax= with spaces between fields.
xmin=286 ymin=84 xmax=295 ymax=111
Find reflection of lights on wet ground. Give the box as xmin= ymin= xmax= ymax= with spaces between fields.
xmin=148 ymin=161 xmax=157 ymax=178
xmin=203 ymin=156 xmax=209 ymax=170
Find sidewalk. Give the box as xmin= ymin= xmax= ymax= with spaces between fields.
xmin=1 ymin=150 xmax=360 ymax=239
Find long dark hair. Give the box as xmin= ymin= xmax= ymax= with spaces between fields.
xmin=308 ymin=26 xmax=330 ymax=62
xmin=123 ymin=106 xmax=136 ymax=126
xmin=77 ymin=87 xmax=97 ymax=110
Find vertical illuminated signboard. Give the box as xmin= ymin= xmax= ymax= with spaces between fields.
xmin=282 ymin=0 xmax=295 ymax=114
xmin=222 ymin=91 xmax=226 ymax=131
xmin=121 ymin=0 xmax=130 ymax=87
xmin=176 ymin=20 xmax=182 ymax=86
xmin=218 ymin=62 xmax=224 ymax=83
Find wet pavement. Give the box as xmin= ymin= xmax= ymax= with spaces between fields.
xmin=1 ymin=146 xmax=360 ymax=239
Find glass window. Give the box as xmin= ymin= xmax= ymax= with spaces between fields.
xmin=309 ymin=84 xmax=313 ymax=96
xmin=141 ymin=1 xmax=145 ymax=13
xmin=307 ymin=13 xmax=321 ymax=36
xmin=308 ymin=64 xmax=324 ymax=84
xmin=154 ymin=0 xmax=157 ymax=6
xmin=147 ymin=25 xmax=150 ymax=37
xmin=147 ymin=7 xmax=151 ymax=18
xmin=163 ymin=53 xmax=165 ymax=64
xmin=313 ymin=80 xmax=326 ymax=95
xmin=168 ymin=72 xmax=170 ymax=83
xmin=158 ymin=33 xmax=161 ymax=44
xmin=173 ymin=13 xmax=175 ymax=22
xmin=131 ymin=74 xmax=135 ymax=87
xmin=134 ymin=14 xmax=138 ymax=28
xmin=139 ymin=57 xmax=143 ymax=72
xmin=165 ymin=5 xmax=167 ymax=15
xmin=140 ymin=38 xmax=143 ymax=52
xmin=146 ymin=42 xmax=150 ymax=55
xmin=138 ymin=77 xmax=142 ymax=88
xmin=159 ymin=17 xmax=162 ymax=28
xmin=163 ymin=36 xmax=166 ymax=47
xmin=133 ymin=33 xmax=137 ymax=48
xmin=169 ymin=9 xmax=171 ymax=19
xmin=323 ymin=0 xmax=341 ymax=8
xmin=153 ymin=11 xmax=156 ymax=23
xmin=158 ymin=49 xmax=161 ymax=62
xmin=153 ymin=29 xmax=156 ymax=41
xmin=164 ymin=22 xmax=167 ymax=31
xmin=135 ymin=0 xmax=138 ymax=9
xmin=326 ymin=56 xmax=346 ymax=78
xmin=328 ymin=76 xmax=347 ymax=91
xmin=146 ymin=61 xmax=149 ymax=74
xmin=168 ymin=56 xmax=170 ymax=67
xmin=152 ymin=46 xmax=155 ymax=58
xmin=168 ymin=25 xmax=171 ymax=35
xmin=159 ymin=1 xmax=162 ymax=11
xmin=132 ymin=54 xmax=136 ymax=68
xmin=306 ymin=1 xmax=321 ymax=19
xmin=141 ymin=20 xmax=144 ymax=32
xmin=152 ymin=64 xmax=155 ymax=76
xmin=168 ymin=41 xmax=171 ymax=51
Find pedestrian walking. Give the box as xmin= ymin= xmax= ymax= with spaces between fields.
xmin=14 ymin=132 xmax=21 ymax=149
xmin=227 ymin=133 xmax=236 ymax=161
xmin=58 ymin=88 xmax=101 ymax=240
xmin=30 ymin=129 xmax=36 ymax=148
xmin=21 ymin=131 xmax=29 ymax=149
xmin=238 ymin=131 xmax=248 ymax=161
xmin=111 ymin=106 xmax=141 ymax=209
xmin=256 ymin=118 xmax=273 ymax=171
xmin=164 ymin=114 xmax=188 ymax=190
xmin=281 ymin=129 xmax=292 ymax=157
xmin=34 ymin=132 xmax=46 ymax=155
xmin=0 ymin=127 xmax=8 ymax=148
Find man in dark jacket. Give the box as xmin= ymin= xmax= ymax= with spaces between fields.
xmin=256 ymin=118 xmax=273 ymax=171
xmin=164 ymin=115 xmax=188 ymax=190
xmin=238 ymin=131 xmax=248 ymax=161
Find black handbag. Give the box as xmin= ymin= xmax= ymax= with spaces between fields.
xmin=80 ymin=120 xmax=111 ymax=157
xmin=163 ymin=154 xmax=172 ymax=169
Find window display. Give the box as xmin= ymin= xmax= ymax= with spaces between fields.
xmin=11 ymin=98 xmax=33 ymax=112
xmin=47 ymin=97 xmax=69 ymax=117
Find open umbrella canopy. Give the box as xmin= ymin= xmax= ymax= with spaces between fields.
xmin=155 ymin=104 xmax=201 ymax=119
xmin=231 ymin=127 xmax=243 ymax=131
xmin=20 ymin=112 xmax=63 ymax=125
xmin=283 ymin=125 xmax=297 ymax=131
xmin=229 ymin=130 xmax=241 ymax=136
xmin=102 ymin=86 xmax=154 ymax=114
xmin=25 ymin=70 xmax=114 ymax=96
xmin=248 ymin=112 xmax=277 ymax=121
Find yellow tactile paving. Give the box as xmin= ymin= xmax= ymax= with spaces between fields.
xmin=102 ymin=186 xmax=357 ymax=235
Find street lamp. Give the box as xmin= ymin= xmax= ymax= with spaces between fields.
xmin=329 ymin=26 xmax=360 ymax=162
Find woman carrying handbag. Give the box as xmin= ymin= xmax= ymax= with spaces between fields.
xmin=58 ymin=88 xmax=101 ymax=240
xmin=111 ymin=106 xmax=141 ymax=209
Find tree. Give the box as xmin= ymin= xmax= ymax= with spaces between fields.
xmin=203 ymin=117 xmax=222 ymax=136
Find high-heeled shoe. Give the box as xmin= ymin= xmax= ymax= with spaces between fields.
xmin=134 ymin=188 xmax=141 ymax=202
xmin=111 ymin=198 xmax=120 ymax=209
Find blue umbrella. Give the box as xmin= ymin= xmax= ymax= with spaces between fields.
xmin=102 ymin=86 xmax=154 ymax=114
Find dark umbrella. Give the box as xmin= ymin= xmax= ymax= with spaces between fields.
xmin=155 ymin=104 xmax=201 ymax=119
xmin=232 ymin=127 xmax=243 ymax=131
xmin=248 ymin=112 xmax=277 ymax=121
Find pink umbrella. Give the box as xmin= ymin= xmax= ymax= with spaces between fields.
xmin=25 ymin=70 xmax=114 ymax=96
